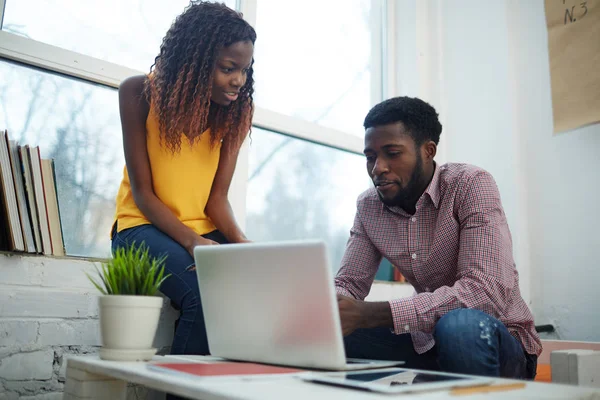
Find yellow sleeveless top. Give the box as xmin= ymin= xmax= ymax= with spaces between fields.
xmin=113 ymin=106 xmax=221 ymax=237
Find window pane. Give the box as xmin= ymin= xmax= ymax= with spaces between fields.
xmin=253 ymin=0 xmax=382 ymax=136
xmin=0 ymin=60 xmax=122 ymax=257
xmin=2 ymin=0 xmax=237 ymax=72
xmin=246 ymin=128 xmax=371 ymax=272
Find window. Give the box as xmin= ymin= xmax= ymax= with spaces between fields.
xmin=253 ymin=0 xmax=383 ymax=136
xmin=2 ymin=0 xmax=237 ymax=72
xmin=246 ymin=128 xmax=370 ymax=271
xmin=0 ymin=0 xmax=394 ymax=274
xmin=0 ymin=60 xmax=121 ymax=257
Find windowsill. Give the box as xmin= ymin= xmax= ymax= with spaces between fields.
xmin=0 ymin=250 xmax=108 ymax=263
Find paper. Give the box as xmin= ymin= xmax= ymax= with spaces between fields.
xmin=149 ymin=362 xmax=303 ymax=378
xmin=544 ymin=0 xmax=600 ymax=133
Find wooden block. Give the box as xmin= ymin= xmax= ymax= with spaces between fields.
xmin=63 ymin=393 xmax=89 ymax=400
xmin=551 ymin=350 xmax=571 ymax=384
xmin=63 ymin=393 xmax=124 ymax=400
xmin=569 ymin=350 xmax=600 ymax=387
xmin=65 ymin=376 xmax=127 ymax=399
xmin=63 ymin=392 xmax=106 ymax=400
xmin=66 ymin=366 xmax=114 ymax=381
xmin=552 ymin=349 xmax=600 ymax=387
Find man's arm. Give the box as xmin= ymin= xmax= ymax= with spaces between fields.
xmin=335 ymin=204 xmax=386 ymax=335
xmin=334 ymin=206 xmax=382 ymax=300
xmin=387 ymin=170 xmax=515 ymax=334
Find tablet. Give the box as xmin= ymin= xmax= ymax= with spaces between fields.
xmin=302 ymin=367 xmax=493 ymax=394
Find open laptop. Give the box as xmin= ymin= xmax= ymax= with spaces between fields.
xmin=193 ymin=240 xmax=403 ymax=371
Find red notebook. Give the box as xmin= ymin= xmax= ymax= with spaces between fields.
xmin=150 ymin=362 xmax=302 ymax=377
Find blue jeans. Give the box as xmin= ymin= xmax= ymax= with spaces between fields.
xmin=111 ymin=223 xmax=229 ymax=355
xmin=344 ymin=309 xmax=537 ymax=379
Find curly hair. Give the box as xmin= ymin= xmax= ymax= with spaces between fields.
xmin=363 ymin=97 xmax=442 ymax=145
xmin=145 ymin=1 xmax=256 ymax=154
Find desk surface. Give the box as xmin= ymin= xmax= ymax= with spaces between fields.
xmin=67 ymin=355 xmax=600 ymax=400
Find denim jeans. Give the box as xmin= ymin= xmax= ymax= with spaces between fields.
xmin=111 ymin=223 xmax=229 ymax=355
xmin=344 ymin=308 xmax=538 ymax=379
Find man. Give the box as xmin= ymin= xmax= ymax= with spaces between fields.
xmin=335 ymin=97 xmax=541 ymax=379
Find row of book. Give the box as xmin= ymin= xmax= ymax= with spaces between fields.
xmin=375 ymin=259 xmax=407 ymax=283
xmin=0 ymin=130 xmax=65 ymax=255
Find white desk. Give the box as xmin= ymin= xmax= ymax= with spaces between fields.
xmin=64 ymin=355 xmax=600 ymax=400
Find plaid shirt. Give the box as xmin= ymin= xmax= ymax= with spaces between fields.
xmin=335 ymin=163 xmax=542 ymax=356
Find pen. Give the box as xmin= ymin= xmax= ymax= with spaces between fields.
xmin=451 ymin=382 xmax=526 ymax=396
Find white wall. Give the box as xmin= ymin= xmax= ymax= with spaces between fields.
xmin=506 ymin=0 xmax=600 ymax=341
xmin=398 ymin=0 xmax=600 ymax=341
xmin=434 ymin=0 xmax=531 ymax=306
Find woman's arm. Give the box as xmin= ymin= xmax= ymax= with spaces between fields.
xmin=119 ymin=75 xmax=217 ymax=254
xmin=204 ymin=138 xmax=249 ymax=243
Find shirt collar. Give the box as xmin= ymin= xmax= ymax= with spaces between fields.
xmin=424 ymin=162 xmax=441 ymax=209
xmin=383 ymin=162 xmax=441 ymax=215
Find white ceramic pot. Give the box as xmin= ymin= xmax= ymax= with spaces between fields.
xmin=98 ymin=295 xmax=163 ymax=361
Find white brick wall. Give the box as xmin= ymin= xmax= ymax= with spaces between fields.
xmin=0 ymin=351 xmax=54 ymax=380
xmin=37 ymin=321 xmax=101 ymax=347
xmin=0 ymin=322 xmax=38 ymax=347
xmin=0 ymin=253 xmax=178 ymax=399
xmin=0 ymin=288 xmax=98 ymax=319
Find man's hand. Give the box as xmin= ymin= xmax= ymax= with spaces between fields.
xmin=337 ymin=294 xmax=367 ymax=337
xmin=337 ymin=294 xmax=395 ymax=336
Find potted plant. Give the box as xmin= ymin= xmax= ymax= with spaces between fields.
xmin=87 ymin=242 xmax=170 ymax=361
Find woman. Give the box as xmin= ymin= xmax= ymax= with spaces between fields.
xmin=111 ymin=1 xmax=256 ymax=356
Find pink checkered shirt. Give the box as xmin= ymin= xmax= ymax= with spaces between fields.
xmin=335 ymin=163 xmax=542 ymax=356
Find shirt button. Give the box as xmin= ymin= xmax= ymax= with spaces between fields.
xmin=404 ymin=325 xmax=410 ymax=331
xmin=425 ymin=287 xmax=430 ymax=292
xmin=411 ymin=217 xmax=416 ymax=222
xmin=411 ymin=253 xmax=417 ymax=260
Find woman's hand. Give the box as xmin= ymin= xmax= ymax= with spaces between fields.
xmin=186 ymin=235 xmax=218 ymax=256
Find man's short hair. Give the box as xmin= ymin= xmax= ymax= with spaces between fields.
xmin=363 ymin=97 xmax=442 ymax=145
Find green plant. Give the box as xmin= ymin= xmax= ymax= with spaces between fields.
xmin=87 ymin=242 xmax=170 ymax=296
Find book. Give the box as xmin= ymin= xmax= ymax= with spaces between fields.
xmin=28 ymin=145 xmax=52 ymax=255
xmin=0 ymin=186 xmax=9 ymax=250
xmin=41 ymin=159 xmax=65 ymax=256
xmin=0 ymin=130 xmax=25 ymax=251
xmin=20 ymin=146 xmax=42 ymax=253
xmin=148 ymin=362 xmax=303 ymax=378
xmin=393 ymin=267 xmax=406 ymax=283
xmin=8 ymin=140 xmax=36 ymax=253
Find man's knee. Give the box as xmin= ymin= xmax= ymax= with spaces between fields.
xmin=434 ymin=308 xmax=495 ymax=347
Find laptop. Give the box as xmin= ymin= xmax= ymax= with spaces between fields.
xmin=193 ymin=240 xmax=403 ymax=371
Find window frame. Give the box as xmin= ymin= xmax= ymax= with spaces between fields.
xmin=0 ymin=0 xmax=5 ymax=27
xmin=0 ymin=0 xmax=397 ymax=232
